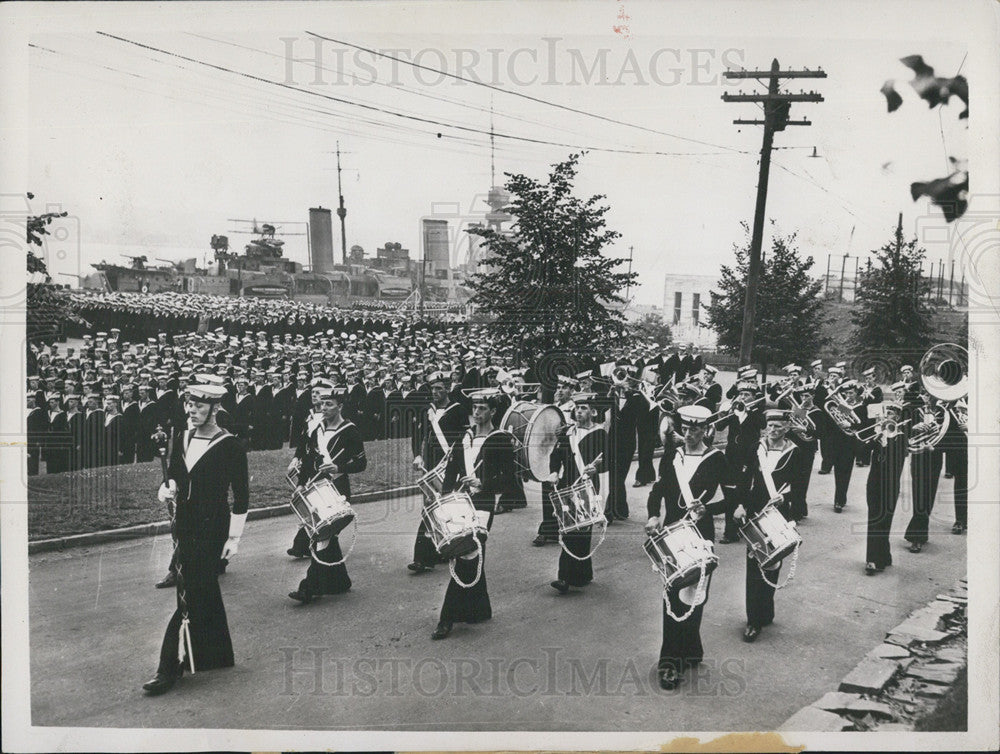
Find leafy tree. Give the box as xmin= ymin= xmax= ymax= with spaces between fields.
xmin=629 ymin=311 xmax=673 ymax=348
xmin=25 ymin=193 xmax=83 ymax=343
xmin=850 ymin=221 xmax=935 ymax=366
xmin=467 ymin=153 xmax=637 ymax=362
xmin=705 ymin=224 xmax=825 ymax=376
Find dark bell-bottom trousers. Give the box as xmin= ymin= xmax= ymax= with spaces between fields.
xmin=557 ymin=527 xmax=594 ymax=587
xmin=745 ymin=552 xmax=780 ymax=629
xmin=660 ymin=573 xmax=713 ymax=672
xmin=905 ymin=449 xmax=942 ymax=544
xmin=440 ymin=534 xmax=491 ymax=624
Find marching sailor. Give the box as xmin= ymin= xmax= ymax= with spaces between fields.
xmin=287 ymin=386 xmax=367 ymax=604
xmin=734 ymin=409 xmax=806 ymax=644
xmin=645 ymin=405 xmax=734 ymax=689
xmin=533 ymin=376 xmax=577 ymax=546
xmin=144 ymin=383 xmax=249 ymax=696
xmin=549 ymin=393 xmax=607 ymax=595
xmin=432 ymin=389 xmax=518 ymax=640
xmin=409 ymin=371 xmax=469 ymax=572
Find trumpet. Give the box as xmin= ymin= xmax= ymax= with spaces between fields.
xmin=853 ymin=417 xmax=909 ymax=443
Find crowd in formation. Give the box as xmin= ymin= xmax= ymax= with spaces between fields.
xmin=24 ymin=294 xmax=968 ymax=698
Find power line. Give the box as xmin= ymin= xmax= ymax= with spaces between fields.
xmin=97 ymin=32 xmax=736 ymax=159
xmin=304 ymin=31 xmax=748 ymax=154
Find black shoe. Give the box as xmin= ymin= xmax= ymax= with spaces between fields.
xmin=908 ymin=541 xmax=923 ymax=553
xmin=719 ymin=536 xmax=739 ymax=544
xmin=407 ymin=561 xmax=434 ymax=573
xmin=532 ymin=535 xmax=549 ymax=547
xmin=834 ymin=504 xmax=844 ymax=513
xmin=658 ymin=667 xmax=681 ymax=690
xmin=155 ymin=572 xmax=177 ymax=589
xmin=944 ymin=472 xmax=954 ymax=479
xmin=951 ymin=522 xmax=966 ymax=534
xmin=218 ymin=559 xmax=228 ymax=575
xmin=431 ymin=621 xmax=453 ymax=640
xmin=550 ymin=579 xmax=570 ymax=595
xmin=142 ymin=664 xmax=182 ymax=696
xmin=287 ymin=547 xmax=309 ymax=559
xmin=632 ymin=480 xmax=648 ymax=488
xmin=817 ymin=468 xmax=831 ymax=475
xmin=864 ymin=561 xmax=883 ymax=575
xmin=288 ymin=589 xmax=313 ymax=604
xmin=742 ymin=625 xmax=761 ymax=643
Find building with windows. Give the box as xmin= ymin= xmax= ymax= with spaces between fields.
xmin=662 ymin=273 xmax=718 ymax=348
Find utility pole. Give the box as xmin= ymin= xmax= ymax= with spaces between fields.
xmin=336 ymin=141 xmax=347 ymax=266
xmin=722 ymin=59 xmax=826 ymax=365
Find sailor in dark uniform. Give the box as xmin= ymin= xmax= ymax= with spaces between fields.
xmin=143 ymin=384 xmax=249 ymax=696
xmin=409 ymin=371 xmax=469 ymax=573
xmin=550 ymin=393 xmax=607 ymax=595
xmin=533 ymin=376 xmax=577 ymax=545
xmin=863 ymin=400 xmax=908 ymax=574
xmin=645 ymin=405 xmax=734 ymax=689
xmin=287 ymin=386 xmax=367 ymax=604
xmin=431 ymin=389 xmax=518 ymax=640
xmin=733 ymin=409 xmax=806 ymax=643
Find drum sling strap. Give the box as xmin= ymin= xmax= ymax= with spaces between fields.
xmin=750 ymin=443 xmax=799 ymax=587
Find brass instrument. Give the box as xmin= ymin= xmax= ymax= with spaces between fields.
xmin=824 ymin=394 xmax=861 ymax=433
xmin=706 ymin=395 xmax=765 ymax=426
xmin=788 ymin=406 xmax=816 ymax=439
xmin=907 ymin=405 xmax=950 ymax=453
xmin=905 ymin=343 xmax=968 ymax=450
xmin=919 ymin=342 xmax=967 ymax=403
xmin=854 ymin=417 xmax=909 ymax=443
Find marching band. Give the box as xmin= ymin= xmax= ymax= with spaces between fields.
xmin=26 ymin=321 xmax=968 ymax=696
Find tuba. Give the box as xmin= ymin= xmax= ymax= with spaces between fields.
xmin=909 ymin=343 xmax=968 ymax=450
xmin=920 ymin=342 xmax=968 ymax=403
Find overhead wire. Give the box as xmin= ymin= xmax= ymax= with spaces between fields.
xmin=96 ymin=31 xmax=742 ymax=159
xmin=304 ymin=31 xmax=750 ymax=154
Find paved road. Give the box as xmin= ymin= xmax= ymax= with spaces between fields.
xmin=29 ymin=461 xmax=965 ymax=731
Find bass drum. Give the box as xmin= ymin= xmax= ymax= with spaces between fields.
xmin=500 ymin=401 xmax=564 ymax=482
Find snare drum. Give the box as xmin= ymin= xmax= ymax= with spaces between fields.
xmin=416 ymin=461 xmax=447 ymax=501
xmin=644 ymin=519 xmax=718 ymax=591
xmin=740 ymin=504 xmax=800 ymax=570
xmin=500 ymin=401 xmax=564 ymax=482
xmin=551 ymin=478 xmax=605 ymax=534
xmin=289 ymin=479 xmax=355 ymax=540
xmin=421 ymin=492 xmax=486 ymax=560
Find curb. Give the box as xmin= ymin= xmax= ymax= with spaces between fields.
xmin=27 ymin=484 xmax=421 ymax=555
xmin=779 ymin=577 xmax=968 ymax=732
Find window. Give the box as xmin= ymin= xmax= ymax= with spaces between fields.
xmin=673 ymin=291 xmax=683 ymax=325
xmin=691 ymin=292 xmax=700 ymax=325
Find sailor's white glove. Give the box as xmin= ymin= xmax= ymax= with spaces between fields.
xmin=645 ymin=516 xmax=660 ymax=534
xmin=158 ymin=480 xmax=177 ymax=503
xmin=221 ymin=513 xmax=247 ymax=559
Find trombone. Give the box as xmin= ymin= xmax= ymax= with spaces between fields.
xmin=706 ymin=395 xmax=764 ymax=426
xmin=853 ymin=417 xmax=910 ymax=443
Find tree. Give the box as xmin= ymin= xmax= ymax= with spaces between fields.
xmin=25 ymin=193 xmax=83 ymax=343
xmin=467 ymin=153 xmax=637 ymax=364
xmin=850 ymin=219 xmax=935 ymax=368
xmin=629 ymin=311 xmax=673 ymax=348
xmin=705 ymin=224 xmax=825 ymax=376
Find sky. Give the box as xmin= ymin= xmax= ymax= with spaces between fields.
xmin=21 ymin=1 xmax=978 ymax=308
